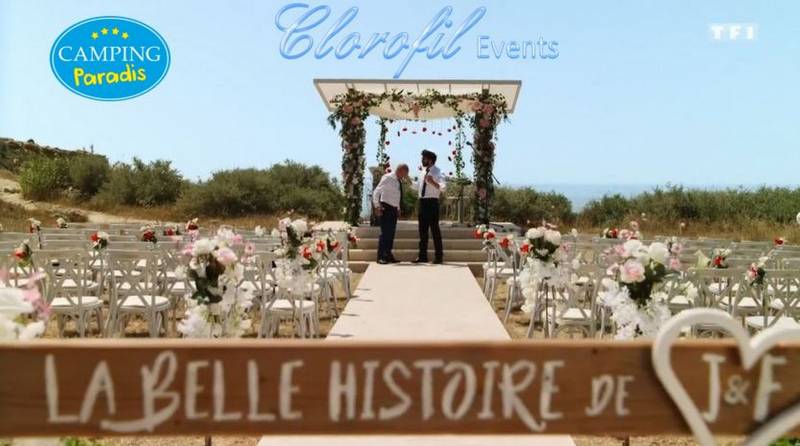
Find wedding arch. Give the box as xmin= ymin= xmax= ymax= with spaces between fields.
xmin=314 ymin=79 xmax=521 ymax=226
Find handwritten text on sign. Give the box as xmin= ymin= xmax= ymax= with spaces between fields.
xmin=0 ymin=339 xmax=799 ymax=436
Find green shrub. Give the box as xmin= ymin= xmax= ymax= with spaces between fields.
xmin=492 ymin=186 xmax=574 ymax=227
xmin=579 ymin=185 xmax=800 ymax=227
xmin=94 ymin=158 xmax=183 ymax=207
xmin=18 ymin=157 xmax=71 ymax=200
xmin=68 ymin=155 xmax=110 ymax=197
xmin=178 ymin=161 xmax=343 ymax=219
xmin=580 ymin=194 xmax=634 ymax=227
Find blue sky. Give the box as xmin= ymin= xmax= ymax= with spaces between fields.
xmin=1 ymin=0 xmax=799 ymax=187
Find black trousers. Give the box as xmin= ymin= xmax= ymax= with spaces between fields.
xmin=377 ymin=202 xmax=398 ymax=261
xmin=418 ymin=198 xmax=443 ymax=260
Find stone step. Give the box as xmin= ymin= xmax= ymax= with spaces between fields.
xmin=355 ymin=238 xmax=484 ymax=250
xmin=348 ymin=249 xmax=487 ymax=262
xmin=348 ymin=261 xmax=485 ymax=276
xmin=354 ymin=227 xmax=479 ymax=240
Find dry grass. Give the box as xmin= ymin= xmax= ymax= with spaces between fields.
xmin=0 ymin=201 xmax=61 ymax=233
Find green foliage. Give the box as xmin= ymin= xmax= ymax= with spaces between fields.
xmin=18 ymin=156 xmax=71 ymax=200
xmin=580 ymin=185 xmax=800 ymax=227
xmin=61 ymin=437 xmax=105 ymax=446
xmin=94 ymin=158 xmax=183 ymax=207
xmin=68 ymin=154 xmax=110 ymax=197
xmin=771 ymin=439 xmax=800 ymax=446
xmin=179 ymin=161 xmax=343 ymax=219
xmin=492 ymin=186 xmax=574 ymax=226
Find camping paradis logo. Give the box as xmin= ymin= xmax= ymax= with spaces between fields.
xmin=274 ymin=3 xmax=559 ymax=78
xmin=50 ymin=16 xmax=170 ymax=101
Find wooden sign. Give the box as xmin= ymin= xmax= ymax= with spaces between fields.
xmin=2 ymin=326 xmax=800 ymax=441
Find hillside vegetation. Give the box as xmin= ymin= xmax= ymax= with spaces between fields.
xmin=6 ymin=138 xmax=800 ymax=241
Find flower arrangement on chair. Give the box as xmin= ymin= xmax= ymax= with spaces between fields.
xmin=140 ymin=225 xmax=158 ymax=244
xmin=0 ymin=273 xmax=49 ymax=340
xmin=273 ymin=218 xmax=322 ymax=296
xmin=519 ymin=226 xmax=572 ymax=313
xmin=346 ymin=228 xmax=359 ymax=247
xmin=90 ymin=231 xmax=109 ymax=251
xmin=774 ymin=237 xmax=787 ymax=247
xmin=474 ymin=224 xmax=497 ymax=248
xmin=706 ymin=248 xmax=731 ymax=269
xmin=162 ymin=223 xmax=181 ymax=237
xmin=177 ymin=237 xmax=253 ymax=338
xmin=28 ymin=218 xmax=41 ymax=234
xmin=598 ymin=240 xmax=681 ymax=339
xmin=745 ymin=257 xmax=769 ymax=287
xmin=55 ymin=216 xmax=68 ymax=229
xmin=12 ymin=240 xmax=33 ymax=268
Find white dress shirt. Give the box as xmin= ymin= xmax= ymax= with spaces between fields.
xmin=372 ymin=172 xmax=402 ymax=208
xmin=414 ymin=165 xmax=445 ymax=199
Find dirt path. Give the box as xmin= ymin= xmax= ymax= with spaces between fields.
xmin=0 ymin=178 xmax=150 ymax=224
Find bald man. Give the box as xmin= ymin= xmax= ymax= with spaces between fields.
xmin=372 ymin=164 xmax=409 ymax=264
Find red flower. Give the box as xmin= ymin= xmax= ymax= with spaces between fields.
xmin=90 ymin=233 xmax=99 ymax=242
xmin=385 ymin=168 xmax=392 ymax=173
xmin=14 ymin=249 xmax=25 ymax=259
xmin=520 ymin=243 xmax=530 ymax=254
xmin=316 ymin=240 xmax=326 ymax=253
xmin=422 ymin=127 xmax=427 ymax=132
xmin=484 ymin=231 xmax=495 ymax=240
xmin=713 ymin=256 xmax=724 ymax=267
xmin=775 ymin=238 xmax=785 ymax=246
xmin=302 ymin=246 xmax=313 ymax=260
xmin=386 ymin=141 xmax=391 ymax=146
xmin=473 ymin=230 xmax=482 ymax=239
xmin=499 ymin=237 xmax=511 ymax=249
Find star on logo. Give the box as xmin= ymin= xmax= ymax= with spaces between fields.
xmin=112 ymin=27 xmax=119 ymax=35
xmin=121 ymin=32 xmax=129 ymax=39
xmin=101 ymin=28 xmax=108 ymax=35
xmin=91 ymin=32 xmax=99 ymax=39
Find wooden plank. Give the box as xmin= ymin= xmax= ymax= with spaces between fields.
xmin=1 ymin=339 xmax=799 ymax=437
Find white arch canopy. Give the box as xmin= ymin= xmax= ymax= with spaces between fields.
xmin=317 ymin=78 xmax=521 ymax=225
xmin=314 ymin=79 xmax=521 ymax=120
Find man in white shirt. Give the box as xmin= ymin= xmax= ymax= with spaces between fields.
xmin=413 ymin=150 xmax=445 ymax=264
xmin=371 ymin=164 xmax=409 ymax=264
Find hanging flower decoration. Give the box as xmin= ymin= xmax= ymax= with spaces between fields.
xmin=468 ymin=93 xmax=509 ymax=224
xmin=376 ymin=117 xmax=391 ymax=172
xmin=328 ymin=88 xmax=509 ymax=226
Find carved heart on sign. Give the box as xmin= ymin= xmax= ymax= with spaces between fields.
xmin=652 ymin=309 xmax=800 ymax=446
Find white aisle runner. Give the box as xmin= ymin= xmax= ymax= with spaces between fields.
xmin=259 ymin=263 xmax=575 ymax=446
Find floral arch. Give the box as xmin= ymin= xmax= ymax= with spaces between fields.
xmin=315 ymin=79 xmax=521 ymax=226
